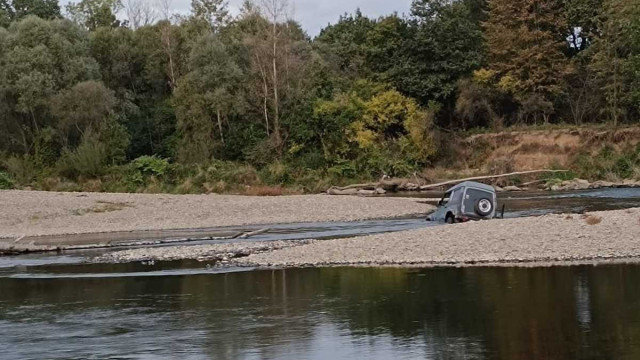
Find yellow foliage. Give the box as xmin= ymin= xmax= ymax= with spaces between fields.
xmin=350 ymin=121 xmax=377 ymax=149
xmin=404 ymin=101 xmax=438 ymax=162
xmin=497 ymin=75 xmax=519 ymax=93
xmin=473 ymin=68 xmax=497 ymax=85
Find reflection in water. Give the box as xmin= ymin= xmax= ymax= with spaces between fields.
xmin=2 ymin=265 xmax=640 ymax=359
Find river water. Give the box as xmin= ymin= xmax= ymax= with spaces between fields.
xmin=3 ymin=265 xmax=640 ymax=359
xmin=1 ymin=188 xmax=640 ymax=359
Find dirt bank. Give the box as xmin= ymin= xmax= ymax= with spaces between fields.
xmin=235 ymin=208 xmax=640 ymax=268
xmin=0 ymin=190 xmax=430 ymax=240
xmin=458 ymin=126 xmax=640 ymax=172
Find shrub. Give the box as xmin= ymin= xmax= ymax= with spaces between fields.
xmin=57 ymin=136 xmax=108 ymax=179
xmin=4 ymin=155 xmax=38 ymax=185
xmin=0 ymin=171 xmax=14 ymax=189
xmin=260 ymin=162 xmax=291 ymax=185
xmin=205 ymin=160 xmax=259 ymax=186
xmin=132 ymin=156 xmax=170 ymax=178
xmin=327 ymin=160 xmax=357 ymax=179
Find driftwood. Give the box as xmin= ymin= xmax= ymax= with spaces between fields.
xmin=231 ymin=228 xmax=271 ymax=239
xmin=418 ymin=169 xmax=569 ymax=190
xmin=329 ymin=179 xmax=404 ymax=192
xmin=326 ymin=169 xmax=569 ymax=194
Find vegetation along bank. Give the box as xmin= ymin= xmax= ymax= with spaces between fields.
xmin=1 ymin=0 xmax=639 ymax=194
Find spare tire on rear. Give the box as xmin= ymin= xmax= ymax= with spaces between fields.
xmin=475 ymin=198 xmax=493 ymax=217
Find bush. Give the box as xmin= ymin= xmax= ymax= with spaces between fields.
xmin=571 ymin=144 xmax=640 ymax=180
xmin=260 ymin=162 xmax=291 ymax=185
xmin=132 ymin=156 xmax=170 ymax=178
xmin=4 ymin=155 xmax=38 ymax=185
xmin=57 ymin=136 xmax=108 ymax=179
xmin=0 ymin=171 xmax=14 ymax=189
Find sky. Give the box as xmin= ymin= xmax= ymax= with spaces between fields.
xmin=225 ymin=0 xmax=413 ymax=36
xmin=57 ymin=0 xmax=413 ymax=37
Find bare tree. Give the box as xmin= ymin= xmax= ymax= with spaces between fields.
xmin=256 ymin=0 xmax=291 ymax=148
xmin=156 ymin=0 xmax=171 ymax=20
xmin=125 ymin=0 xmax=157 ymax=29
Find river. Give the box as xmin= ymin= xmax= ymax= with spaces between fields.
xmin=1 ymin=188 xmax=640 ymax=359
xmin=2 ymin=265 xmax=640 ymax=359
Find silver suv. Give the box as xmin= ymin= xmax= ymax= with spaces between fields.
xmin=426 ymin=181 xmax=498 ymax=224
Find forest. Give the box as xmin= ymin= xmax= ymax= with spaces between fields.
xmin=0 ymin=0 xmax=639 ymax=194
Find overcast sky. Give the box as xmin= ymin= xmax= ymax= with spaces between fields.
xmin=226 ymin=0 xmax=413 ymax=36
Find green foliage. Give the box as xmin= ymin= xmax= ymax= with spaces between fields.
xmin=1 ymin=2 xmax=639 ymax=194
xmin=56 ymin=134 xmax=108 ymax=179
xmin=572 ymin=145 xmax=640 ymax=180
xmin=4 ymin=155 xmax=37 ymax=184
xmin=2 ymin=0 xmax=61 ymax=23
xmin=173 ymin=34 xmax=244 ymax=164
xmin=0 ymin=171 xmax=14 ymax=189
xmin=485 ymin=0 xmax=572 ymax=121
xmin=132 ymin=156 xmax=169 ymax=177
xmin=66 ymin=0 xmax=121 ymax=30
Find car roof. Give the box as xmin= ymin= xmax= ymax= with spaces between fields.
xmin=447 ymin=181 xmax=495 ymax=193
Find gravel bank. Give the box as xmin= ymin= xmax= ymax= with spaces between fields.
xmin=237 ymin=208 xmax=640 ymax=267
xmin=0 ymin=190 xmax=430 ymax=238
xmin=98 ymin=240 xmax=314 ymax=263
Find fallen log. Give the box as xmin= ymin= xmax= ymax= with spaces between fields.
xmin=329 ymin=179 xmax=405 ymax=192
xmin=418 ymin=169 xmax=569 ymax=191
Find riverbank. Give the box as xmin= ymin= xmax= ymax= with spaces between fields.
xmin=95 ymin=207 xmax=640 ymax=268
xmin=0 ymin=190 xmax=430 ymax=252
xmin=236 ymin=208 xmax=640 ymax=268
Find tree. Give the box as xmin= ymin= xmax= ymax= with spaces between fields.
xmin=564 ymin=0 xmax=603 ymax=54
xmin=66 ymin=0 xmax=122 ymax=30
xmin=50 ymin=80 xmax=116 ymax=146
xmin=0 ymin=16 xmax=99 ymax=153
xmin=590 ymin=0 xmax=639 ymax=125
xmin=484 ymin=0 xmax=572 ymax=123
xmin=404 ymin=0 xmax=485 ymax=104
xmin=0 ymin=0 xmax=61 ymax=25
xmin=186 ymin=0 xmax=228 ymax=33
xmin=173 ymin=35 xmax=244 ymax=163
xmin=124 ymin=0 xmax=157 ymax=29
xmin=315 ymin=9 xmax=376 ymax=76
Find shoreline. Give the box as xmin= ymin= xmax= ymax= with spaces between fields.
xmin=235 ymin=207 xmax=640 ymax=268
xmin=95 ymin=207 xmax=640 ymax=268
xmin=0 ymin=190 xmax=431 ymax=253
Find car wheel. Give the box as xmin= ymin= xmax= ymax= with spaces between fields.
xmin=445 ymin=215 xmax=455 ymax=224
xmin=475 ymin=198 xmax=494 ymax=217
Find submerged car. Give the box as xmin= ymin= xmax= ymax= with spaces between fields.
xmin=426 ymin=181 xmax=500 ymax=224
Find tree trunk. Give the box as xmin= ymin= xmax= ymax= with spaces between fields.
xmin=217 ymin=109 xmax=224 ymax=144
xmin=271 ymin=20 xmax=281 ymax=147
xmin=255 ymin=54 xmax=270 ymax=136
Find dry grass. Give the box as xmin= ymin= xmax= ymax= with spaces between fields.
xmin=455 ymin=126 xmax=640 ymax=173
xmin=241 ymin=186 xmax=302 ymax=197
xmin=584 ymin=215 xmax=603 ymax=225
